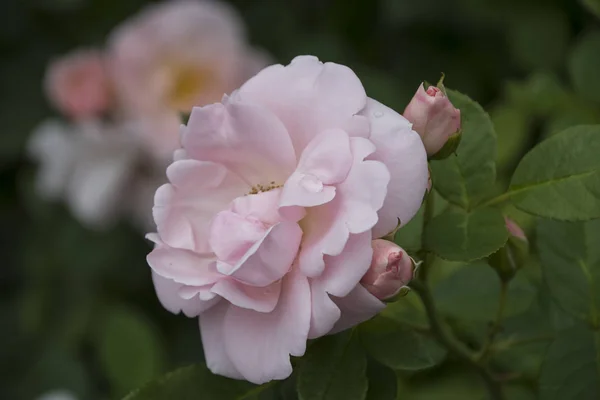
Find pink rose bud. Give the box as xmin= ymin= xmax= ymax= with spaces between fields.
xmin=403 ymin=83 xmax=461 ymax=156
xmin=505 ymin=217 xmax=527 ymax=242
xmin=361 ymin=239 xmax=415 ymax=300
xmin=45 ymin=49 xmax=111 ymax=120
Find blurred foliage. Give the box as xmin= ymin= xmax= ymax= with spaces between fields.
xmin=2 ymin=0 xmax=600 ymax=399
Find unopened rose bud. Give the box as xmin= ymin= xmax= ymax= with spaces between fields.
xmin=505 ymin=217 xmax=527 ymax=242
xmin=489 ymin=218 xmax=529 ymax=282
xmin=361 ymin=239 xmax=415 ymax=301
xmin=403 ymin=83 xmax=461 ymax=158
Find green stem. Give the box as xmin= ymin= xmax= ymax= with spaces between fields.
xmin=413 ymin=185 xmax=504 ymax=400
xmin=477 ymin=281 xmax=509 ymax=363
xmin=481 ymin=191 xmax=513 ymax=208
xmin=491 ymin=335 xmax=555 ymax=352
xmin=411 ymin=281 xmax=505 ymax=400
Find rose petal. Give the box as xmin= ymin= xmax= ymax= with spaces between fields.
xmin=182 ymin=97 xmax=297 ymax=185
xmin=329 ymin=284 xmax=385 ymax=335
xmin=237 ymin=55 xmax=369 ymax=155
xmin=307 ymin=279 xmax=341 ymax=339
xmin=152 ymin=272 xmax=219 ymax=317
xmin=225 ymin=221 xmax=302 ymax=287
xmin=222 ymin=267 xmax=310 ymax=384
xmin=361 ymin=98 xmax=428 ymax=238
xmin=280 ymin=128 xmax=352 ymax=208
xmin=210 ymin=278 xmax=281 ymax=312
xmin=147 ymin=246 xmax=220 ymax=286
xmin=296 ymin=137 xmax=389 ymax=277
xmin=319 ymin=231 xmax=373 ymax=297
xmin=153 ymin=159 xmax=245 ymax=252
xmin=199 ymin=301 xmax=244 ymax=380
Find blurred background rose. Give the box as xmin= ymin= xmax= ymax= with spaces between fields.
xmin=1 ymin=0 xmax=600 ymax=399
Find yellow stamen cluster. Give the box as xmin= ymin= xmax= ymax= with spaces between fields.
xmin=248 ymin=181 xmax=282 ymax=195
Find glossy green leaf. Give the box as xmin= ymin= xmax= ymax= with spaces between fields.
xmin=429 ymin=90 xmax=497 ymax=209
xmin=434 ymin=263 xmax=536 ymax=321
xmin=365 ymin=359 xmax=397 ymax=400
xmin=508 ymin=125 xmax=600 ymax=220
xmin=569 ymin=30 xmax=600 ymax=103
xmin=539 ymin=325 xmax=600 ymax=399
xmin=424 ymin=207 xmax=508 ymax=261
xmin=97 ymin=307 xmax=165 ymax=397
xmin=537 ymin=219 xmax=600 ymax=324
xmin=297 ymin=331 xmax=367 ymax=400
xmin=122 ymin=364 xmax=256 ymax=400
xmin=360 ymin=316 xmax=446 ymax=371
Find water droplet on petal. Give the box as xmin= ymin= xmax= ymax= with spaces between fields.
xmin=299 ymin=174 xmax=324 ymax=193
xmin=374 ymin=111 xmax=384 ymax=118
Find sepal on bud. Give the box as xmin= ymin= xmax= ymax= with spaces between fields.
xmin=489 ymin=218 xmax=529 ymax=282
xmin=428 ymin=130 xmax=462 ymax=160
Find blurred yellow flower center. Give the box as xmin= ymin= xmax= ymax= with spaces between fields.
xmin=168 ymin=65 xmax=212 ymax=111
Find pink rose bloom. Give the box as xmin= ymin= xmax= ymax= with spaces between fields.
xmin=361 ymin=240 xmax=414 ymax=300
xmin=108 ymin=0 xmax=269 ymax=159
xmin=403 ymin=83 xmax=461 ymax=156
xmin=147 ymin=56 xmax=428 ymax=384
xmin=44 ymin=49 xmax=111 ymax=120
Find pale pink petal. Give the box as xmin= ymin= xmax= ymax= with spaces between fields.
xmin=306 ymin=232 xmax=372 ymax=338
xmin=319 ymin=231 xmax=373 ymax=297
xmin=307 ymin=279 xmax=341 ymax=339
xmin=222 ymin=267 xmax=311 ymax=384
xmin=152 ymin=272 xmax=219 ymax=317
xmin=296 ymin=137 xmax=389 ymax=277
xmin=153 ymin=159 xmax=245 ymax=252
xmin=329 ymin=284 xmax=385 ymax=335
xmin=231 ymin=188 xmax=305 ymax=224
xmin=280 ymin=129 xmax=352 ymax=208
xmin=199 ymin=302 xmax=244 ymax=380
xmin=147 ymin=246 xmax=220 ymax=286
xmin=237 ymin=56 xmax=369 ymax=155
xmin=361 ymin=98 xmax=428 ymax=238
xmin=339 ymin=137 xmax=390 ymax=234
xmin=297 ymin=201 xmax=349 ymax=277
xmin=182 ymin=98 xmax=296 ymax=185
xmin=210 ymin=279 xmax=281 ymax=312
xmin=209 ymin=210 xmax=267 ymax=264
xmin=225 ymin=222 xmax=302 ymax=287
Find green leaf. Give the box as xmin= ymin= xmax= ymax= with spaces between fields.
xmin=537 ymin=219 xmax=600 ymax=325
xmin=424 ymin=206 xmax=508 ymax=261
xmin=569 ymin=30 xmax=600 ymax=103
xmin=297 ymin=330 xmax=367 ymax=400
xmin=434 ymin=263 xmax=536 ymax=321
xmin=508 ymin=125 xmax=600 ymax=221
xmin=122 ymin=364 xmax=256 ymax=400
xmin=581 ymin=0 xmax=600 ymax=19
xmin=539 ymin=325 xmax=600 ymax=399
xmin=360 ymin=316 xmax=446 ymax=371
xmin=97 ymin=306 xmax=165 ymax=397
xmin=365 ymin=359 xmax=397 ymax=400
xmin=429 ymin=90 xmax=497 ymax=209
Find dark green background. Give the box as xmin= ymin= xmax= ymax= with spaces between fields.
xmin=1 ymin=0 xmax=599 ymax=398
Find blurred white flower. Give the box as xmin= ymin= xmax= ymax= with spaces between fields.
xmin=28 ymin=119 xmax=146 ymax=229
